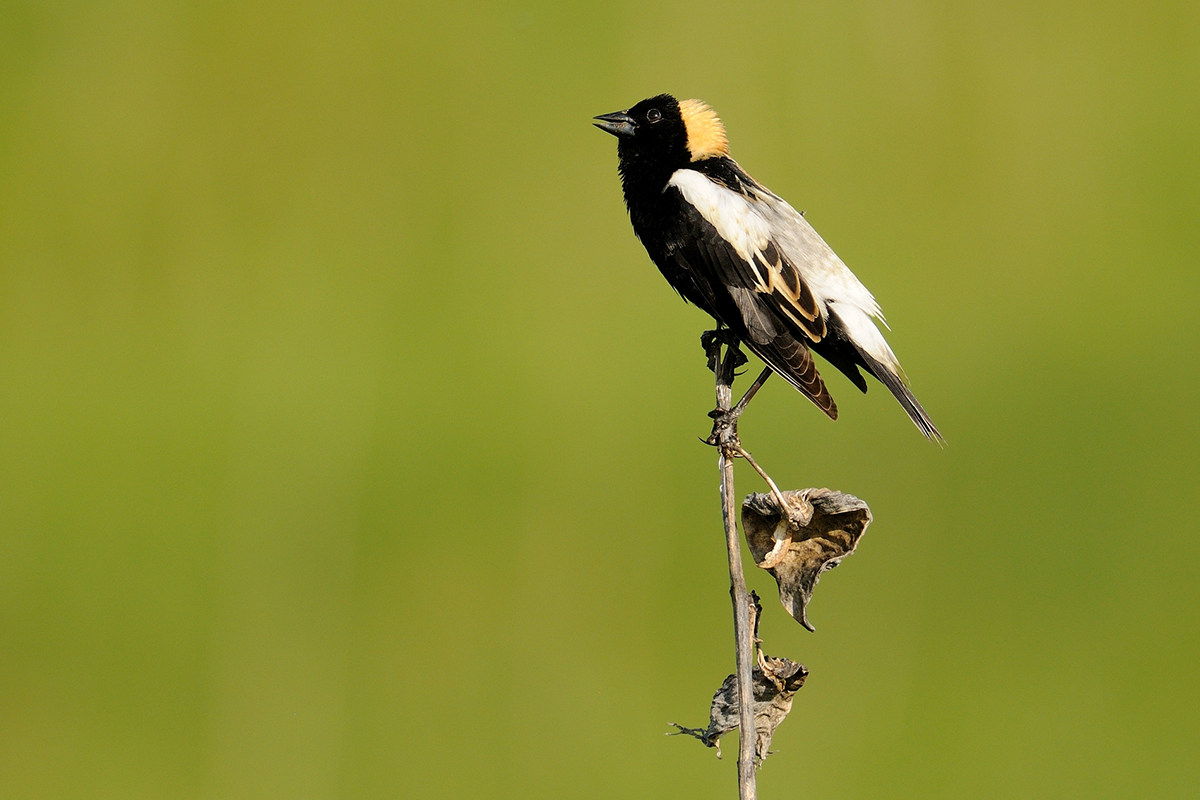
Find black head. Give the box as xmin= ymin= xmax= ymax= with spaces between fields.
xmin=594 ymin=94 xmax=691 ymax=171
xmin=594 ymin=94 xmax=730 ymax=174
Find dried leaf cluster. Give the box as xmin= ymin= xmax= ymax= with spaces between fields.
xmin=670 ymin=488 xmax=872 ymax=764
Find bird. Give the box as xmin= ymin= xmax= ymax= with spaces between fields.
xmin=594 ymin=94 xmax=942 ymax=442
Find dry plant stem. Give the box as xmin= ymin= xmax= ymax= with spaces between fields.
xmin=733 ymin=444 xmax=790 ymax=520
xmin=725 ymin=368 xmax=790 ymax=523
xmin=713 ymin=343 xmax=759 ymax=800
xmin=732 ymin=367 xmax=773 ymax=418
xmin=731 ymin=444 xmax=794 ymax=570
xmin=728 ymin=367 xmax=794 ymax=571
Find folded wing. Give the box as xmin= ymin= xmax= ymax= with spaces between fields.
xmin=667 ymin=165 xmax=942 ymax=441
xmin=666 ymin=170 xmax=838 ymax=420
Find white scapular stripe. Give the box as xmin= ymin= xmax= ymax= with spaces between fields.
xmin=668 ymin=169 xmax=773 ymax=287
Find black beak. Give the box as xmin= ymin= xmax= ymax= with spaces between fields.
xmin=593 ymin=110 xmax=635 ymax=137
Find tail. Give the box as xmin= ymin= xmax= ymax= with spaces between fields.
xmin=821 ymin=303 xmax=943 ymax=444
xmin=853 ymin=344 xmax=944 ymax=444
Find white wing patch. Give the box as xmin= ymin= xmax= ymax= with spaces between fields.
xmin=668 ymin=169 xmax=774 ymax=291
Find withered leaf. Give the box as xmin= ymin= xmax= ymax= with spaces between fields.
xmin=741 ymin=489 xmax=872 ymax=631
xmin=668 ymin=658 xmax=808 ymax=764
xmin=669 ymin=593 xmax=807 ymax=765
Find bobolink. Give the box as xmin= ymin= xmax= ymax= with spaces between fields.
xmin=595 ymin=94 xmax=941 ymax=442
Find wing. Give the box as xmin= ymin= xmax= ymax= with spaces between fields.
xmin=669 ymin=164 xmax=942 ymax=441
xmin=666 ymin=169 xmax=838 ymax=420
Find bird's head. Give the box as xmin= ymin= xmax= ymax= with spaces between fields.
xmin=594 ymin=94 xmax=729 ymax=167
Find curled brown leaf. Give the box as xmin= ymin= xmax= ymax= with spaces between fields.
xmin=741 ymin=489 xmax=872 ymax=631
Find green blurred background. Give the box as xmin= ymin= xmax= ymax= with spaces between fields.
xmin=2 ymin=1 xmax=1198 ymax=797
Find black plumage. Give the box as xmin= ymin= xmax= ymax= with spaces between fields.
xmin=595 ymin=93 xmax=941 ymax=442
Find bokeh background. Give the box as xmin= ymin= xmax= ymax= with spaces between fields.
xmin=2 ymin=1 xmax=1198 ymax=797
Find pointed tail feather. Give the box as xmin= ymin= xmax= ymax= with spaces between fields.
xmin=853 ymin=346 xmax=944 ymax=444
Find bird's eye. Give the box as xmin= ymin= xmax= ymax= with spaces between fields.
xmin=647 ymin=108 xmax=662 ymax=123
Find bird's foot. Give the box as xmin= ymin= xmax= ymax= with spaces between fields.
xmin=704 ymin=406 xmax=740 ymax=448
xmin=700 ymin=329 xmax=747 ymax=374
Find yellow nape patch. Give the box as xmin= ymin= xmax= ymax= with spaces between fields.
xmin=680 ymin=99 xmax=729 ymax=161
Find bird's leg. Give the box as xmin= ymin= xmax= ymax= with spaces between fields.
xmin=730 ymin=367 xmax=772 ymax=421
xmin=704 ymin=340 xmax=741 ymax=448
xmin=700 ymin=328 xmax=745 ymax=374
xmin=702 ymin=330 xmax=770 ymax=448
